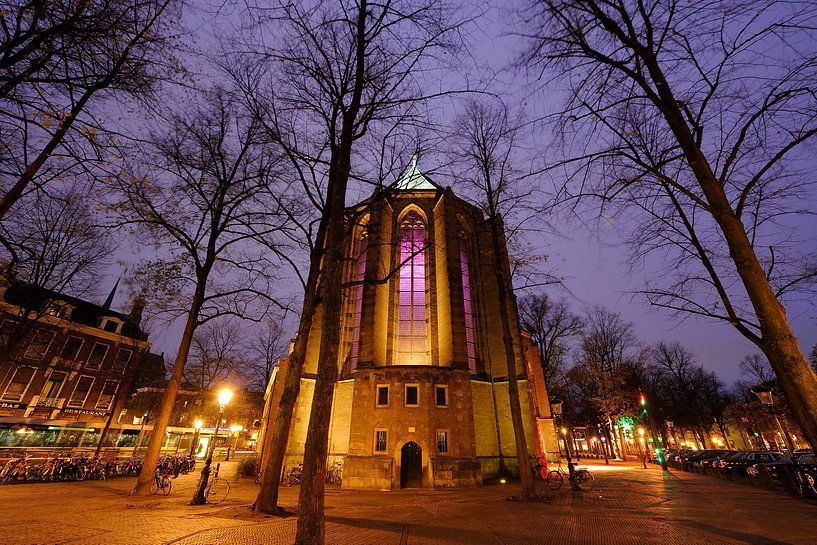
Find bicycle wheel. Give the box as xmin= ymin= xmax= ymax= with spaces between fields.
xmin=207 ymin=477 xmax=230 ymax=504
xmin=150 ymin=477 xmax=159 ymax=495
xmin=546 ymin=470 xmax=563 ymax=490
xmin=574 ymin=470 xmax=595 ymax=491
xmin=161 ymin=475 xmax=173 ymax=496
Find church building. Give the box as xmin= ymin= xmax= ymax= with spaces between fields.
xmin=264 ymin=160 xmax=560 ymax=490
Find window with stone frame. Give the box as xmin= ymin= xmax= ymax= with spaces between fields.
xmin=435 ymin=385 xmax=448 ymax=407
xmin=95 ymin=380 xmax=118 ymax=410
xmin=374 ymin=429 xmax=388 ymax=452
xmin=397 ymin=211 xmax=428 ymax=365
xmin=405 ymin=384 xmax=419 ymax=406
xmin=23 ymin=330 xmax=54 ymax=360
xmin=436 ymin=431 xmax=449 ymax=453
xmin=376 ymin=385 xmax=389 ymax=407
xmin=112 ymin=348 xmax=132 ymax=374
xmin=60 ymin=337 xmax=84 ymax=360
xmin=2 ymin=366 xmax=36 ymax=401
xmin=459 ymin=231 xmax=477 ymax=373
xmin=39 ymin=371 xmax=66 ymax=400
xmin=348 ymin=232 xmax=368 ymax=370
xmin=67 ymin=376 xmax=94 ymax=407
xmin=85 ymin=342 xmax=109 ymax=370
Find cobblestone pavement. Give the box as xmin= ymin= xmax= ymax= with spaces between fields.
xmin=1 ymin=461 xmax=814 ymax=545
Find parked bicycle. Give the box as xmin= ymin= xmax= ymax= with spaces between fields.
xmin=285 ymin=463 xmax=303 ymax=486
xmin=532 ymin=457 xmax=595 ymax=491
xmin=204 ymin=463 xmax=230 ymax=504
xmin=326 ymin=460 xmax=343 ymax=485
xmin=151 ymin=468 xmax=173 ymax=496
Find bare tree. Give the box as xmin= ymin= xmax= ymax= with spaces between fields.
xmin=740 ymin=354 xmax=777 ymax=386
xmin=518 ymin=293 xmax=582 ymax=393
xmin=232 ymin=1 xmax=469 ymax=530
xmin=111 ymin=89 xmax=291 ymax=495
xmin=247 ymin=317 xmax=287 ymax=392
xmin=184 ymin=320 xmax=250 ymax=391
xmin=520 ymin=0 xmax=817 ymax=447
xmin=0 ymin=0 xmax=178 ymax=219
xmin=450 ymin=97 xmax=539 ymax=498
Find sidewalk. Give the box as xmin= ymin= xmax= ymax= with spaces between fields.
xmin=1 ymin=461 xmax=814 ymax=545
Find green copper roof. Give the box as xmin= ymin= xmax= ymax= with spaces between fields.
xmin=393 ymin=156 xmax=440 ymax=190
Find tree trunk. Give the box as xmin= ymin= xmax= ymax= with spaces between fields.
xmin=131 ymin=282 xmax=205 ymax=495
xmin=254 ymin=258 xmax=322 ymax=513
xmin=489 ymin=216 xmax=536 ymax=499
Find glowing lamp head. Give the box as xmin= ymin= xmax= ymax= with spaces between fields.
xmin=638 ymin=428 xmax=645 ymax=437
xmin=561 ymin=427 xmax=567 ymax=435
xmin=499 ymin=478 xmax=507 ymax=484
xmin=231 ymin=425 xmax=244 ymax=433
xmin=194 ymin=419 xmax=203 ymax=430
xmin=218 ymin=388 xmax=233 ymax=407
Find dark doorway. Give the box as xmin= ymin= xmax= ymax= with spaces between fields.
xmin=400 ymin=441 xmax=422 ymax=488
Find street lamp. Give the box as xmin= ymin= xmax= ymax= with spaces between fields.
xmin=638 ymin=428 xmax=647 ymax=469
xmin=750 ymin=387 xmax=795 ymax=456
xmin=189 ymin=419 xmax=203 ymax=458
xmin=191 ymin=387 xmax=233 ymax=505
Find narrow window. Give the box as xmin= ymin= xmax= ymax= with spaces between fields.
xmin=112 ymin=349 xmax=133 ymax=374
xmin=2 ymin=367 xmax=35 ymax=401
xmin=435 ymin=385 xmax=448 ymax=407
xmin=348 ymin=234 xmax=368 ymax=370
xmin=405 ymin=384 xmax=419 ymax=406
xmin=60 ymin=337 xmax=84 ymax=360
xmin=375 ymin=430 xmax=388 ymax=452
xmin=24 ymin=330 xmax=54 ymax=360
xmin=376 ymin=385 xmax=389 ymax=407
xmin=68 ymin=376 xmax=94 ymax=407
xmin=397 ymin=211 xmax=428 ymax=365
xmin=40 ymin=371 xmax=66 ymax=400
xmin=86 ymin=343 xmax=109 ymax=370
xmin=436 ymin=431 xmax=449 ymax=453
xmin=95 ymin=380 xmax=119 ymax=410
xmin=459 ymin=234 xmax=477 ymax=373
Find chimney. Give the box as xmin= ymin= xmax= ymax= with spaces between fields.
xmin=128 ymin=297 xmax=147 ymax=326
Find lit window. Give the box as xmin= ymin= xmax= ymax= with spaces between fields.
xmin=85 ymin=343 xmax=109 ymax=370
xmin=436 ymin=431 xmax=449 ymax=453
xmin=2 ymin=367 xmax=35 ymax=401
xmin=397 ymin=211 xmax=428 ymax=365
xmin=67 ymin=376 xmax=94 ymax=407
xmin=376 ymin=385 xmax=389 ymax=407
xmin=435 ymin=385 xmax=448 ymax=407
xmin=348 ymin=233 xmax=367 ymax=370
xmin=405 ymin=384 xmax=419 ymax=406
xmin=39 ymin=371 xmax=66 ymax=400
xmin=375 ymin=430 xmax=388 ymax=452
xmin=459 ymin=234 xmax=477 ymax=373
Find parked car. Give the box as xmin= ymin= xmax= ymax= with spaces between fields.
xmin=680 ymin=449 xmax=730 ymax=471
xmin=694 ymin=450 xmax=734 ymax=470
xmin=719 ymin=451 xmax=785 ymax=477
xmin=747 ymin=454 xmax=817 ymax=497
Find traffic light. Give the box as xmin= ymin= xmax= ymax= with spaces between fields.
xmin=639 ymin=393 xmax=647 ymax=406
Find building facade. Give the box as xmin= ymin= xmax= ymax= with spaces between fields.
xmin=0 ymin=276 xmax=152 ymax=448
xmin=264 ymin=162 xmax=560 ymax=490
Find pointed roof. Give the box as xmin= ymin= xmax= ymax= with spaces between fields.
xmin=103 ymin=277 xmax=120 ymax=310
xmin=392 ymin=156 xmax=441 ymax=191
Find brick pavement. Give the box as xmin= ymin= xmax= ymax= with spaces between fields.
xmin=0 ymin=461 xmax=814 ymax=545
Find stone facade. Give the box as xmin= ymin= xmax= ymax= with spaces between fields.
xmin=264 ymin=163 xmax=560 ymax=489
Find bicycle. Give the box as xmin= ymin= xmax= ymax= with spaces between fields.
xmin=150 ymin=468 xmax=173 ymax=496
xmin=326 ymin=461 xmax=343 ymax=485
xmin=205 ymin=463 xmax=230 ymax=504
xmin=536 ymin=459 xmax=595 ymax=491
xmin=285 ymin=463 xmax=303 ymax=486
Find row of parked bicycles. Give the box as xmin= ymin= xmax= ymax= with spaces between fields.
xmin=0 ymin=453 xmax=194 ymax=485
xmin=661 ymin=448 xmax=817 ymax=498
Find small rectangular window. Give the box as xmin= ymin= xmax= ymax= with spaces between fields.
xmin=60 ymin=337 xmax=84 ymax=360
xmin=2 ymin=367 xmax=36 ymax=401
xmin=375 ymin=430 xmax=387 ymax=452
xmin=103 ymin=320 xmax=119 ymax=333
xmin=436 ymin=431 xmax=449 ymax=453
xmin=376 ymin=385 xmax=389 ymax=406
xmin=24 ymin=330 xmax=54 ymax=360
xmin=405 ymin=384 xmax=419 ymax=406
xmin=435 ymin=385 xmax=448 ymax=407
xmin=40 ymin=371 xmax=66 ymax=400
xmin=112 ymin=349 xmax=132 ymax=373
xmin=86 ymin=343 xmax=109 ymax=370
xmin=67 ymin=376 xmax=94 ymax=407
xmin=95 ymin=380 xmax=118 ymax=410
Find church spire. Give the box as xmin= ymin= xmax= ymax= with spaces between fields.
xmin=103 ymin=277 xmax=120 ymax=309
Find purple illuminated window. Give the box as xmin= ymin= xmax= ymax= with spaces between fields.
xmin=349 ymin=235 xmax=367 ymax=370
xmin=460 ymin=235 xmax=477 ymax=373
xmin=397 ymin=212 xmax=427 ymax=365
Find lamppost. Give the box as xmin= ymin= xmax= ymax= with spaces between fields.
xmin=750 ymin=387 xmax=795 ymax=456
xmin=561 ymin=426 xmax=577 ymax=487
xmin=638 ymin=428 xmax=647 ymax=469
xmin=189 ymin=419 xmax=203 ymax=458
xmin=225 ymin=425 xmax=243 ymax=461
xmin=191 ymin=388 xmax=232 ymax=505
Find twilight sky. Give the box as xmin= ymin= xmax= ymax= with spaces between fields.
xmin=103 ymin=0 xmax=817 ymax=386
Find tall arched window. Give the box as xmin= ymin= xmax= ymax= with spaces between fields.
xmin=459 ymin=232 xmax=477 ymax=373
xmin=397 ymin=211 xmax=428 ymax=365
xmin=348 ymin=232 xmax=367 ymax=370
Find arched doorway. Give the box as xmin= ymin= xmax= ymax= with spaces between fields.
xmin=400 ymin=441 xmax=422 ymax=488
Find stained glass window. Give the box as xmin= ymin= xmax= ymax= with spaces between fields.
xmin=459 ymin=234 xmax=477 ymax=373
xmin=348 ymin=234 xmax=368 ymax=370
xmin=397 ymin=211 xmax=428 ymax=365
